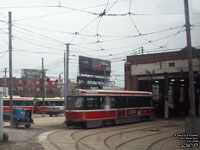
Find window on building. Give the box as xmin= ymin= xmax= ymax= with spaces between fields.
xmin=152 ymin=84 xmax=160 ymax=100
xmin=169 ymin=62 xmax=175 ymax=67
xmin=27 ymin=80 xmax=31 ymax=85
xmin=36 ymin=88 xmax=40 ymax=92
xmin=36 ymin=81 xmax=40 ymax=85
xmin=52 ymin=82 xmax=55 ymax=85
xmin=18 ymin=87 xmax=23 ymax=91
xmin=18 ymin=80 xmax=22 ymax=84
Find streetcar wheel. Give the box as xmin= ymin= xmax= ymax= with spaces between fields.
xmin=25 ymin=124 xmax=31 ymax=128
xmin=15 ymin=122 xmax=19 ymax=128
xmin=101 ymin=120 xmax=105 ymax=127
xmin=14 ymin=121 xmax=19 ymax=128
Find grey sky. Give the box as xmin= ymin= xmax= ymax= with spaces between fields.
xmin=0 ymin=0 xmax=199 ymax=87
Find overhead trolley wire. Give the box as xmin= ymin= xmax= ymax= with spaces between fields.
xmin=13 ymin=25 xmax=65 ymax=44
xmin=14 ymin=22 xmax=184 ymax=38
xmin=14 ymin=36 xmax=64 ymax=51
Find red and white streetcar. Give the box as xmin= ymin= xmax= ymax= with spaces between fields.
xmin=3 ymin=96 xmax=64 ymax=113
xmin=3 ymin=96 xmax=34 ymax=111
xmin=66 ymin=89 xmax=154 ymax=128
xmin=34 ymin=97 xmax=64 ymax=113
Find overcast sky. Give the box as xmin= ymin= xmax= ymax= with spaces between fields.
xmin=0 ymin=0 xmax=199 ymax=87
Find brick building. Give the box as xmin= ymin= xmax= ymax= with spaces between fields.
xmin=125 ymin=47 xmax=200 ymax=117
xmin=0 ymin=77 xmax=61 ymax=97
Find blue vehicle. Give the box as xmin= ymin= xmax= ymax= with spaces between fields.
xmin=3 ymin=108 xmax=34 ymax=128
xmin=13 ymin=108 xmax=34 ymax=128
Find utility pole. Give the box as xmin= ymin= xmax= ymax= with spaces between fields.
xmin=64 ymin=52 xmax=66 ymax=109
xmin=65 ymin=43 xmax=70 ymax=110
xmin=42 ymin=58 xmax=45 ymax=116
xmin=184 ymin=0 xmax=196 ymax=133
xmin=3 ymin=68 xmax=7 ymax=97
xmin=8 ymin=11 xmax=13 ymax=127
xmin=0 ymin=92 xmax=3 ymax=141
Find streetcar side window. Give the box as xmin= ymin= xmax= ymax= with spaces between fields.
xmin=24 ymin=101 xmax=34 ymax=106
xmin=46 ymin=101 xmax=63 ymax=106
xmin=98 ymin=97 xmax=105 ymax=109
xmin=13 ymin=100 xmax=23 ymax=106
xmin=126 ymin=96 xmax=151 ymax=108
xmin=35 ymin=101 xmax=50 ymax=106
xmin=86 ymin=97 xmax=98 ymax=109
xmin=3 ymin=101 xmax=9 ymax=106
xmin=115 ymin=97 xmax=126 ymax=108
xmin=110 ymin=97 xmax=116 ymax=108
xmin=139 ymin=97 xmax=151 ymax=107
xmin=126 ymin=97 xmax=140 ymax=107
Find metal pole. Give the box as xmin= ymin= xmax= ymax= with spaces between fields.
xmin=184 ymin=0 xmax=196 ymax=132
xmin=66 ymin=43 xmax=70 ymax=109
xmin=42 ymin=58 xmax=45 ymax=116
xmin=164 ymin=73 xmax=169 ymax=120
xmin=3 ymin=68 xmax=7 ymax=97
xmin=0 ymin=92 xmax=3 ymax=141
xmin=8 ymin=11 xmax=13 ymax=127
xmin=141 ymin=46 xmax=144 ymax=55
xmin=64 ymin=52 xmax=66 ymax=110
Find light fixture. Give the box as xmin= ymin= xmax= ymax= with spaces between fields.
xmin=170 ymin=79 xmax=175 ymax=82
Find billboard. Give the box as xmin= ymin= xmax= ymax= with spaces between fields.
xmin=79 ymin=56 xmax=111 ymax=76
xmin=21 ymin=69 xmax=44 ymax=79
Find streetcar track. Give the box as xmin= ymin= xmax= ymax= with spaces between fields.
xmin=114 ymin=128 xmax=184 ymax=150
xmin=47 ymin=129 xmax=66 ymax=150
xmin=160 ymin=137 xmax=177 ymax=150
xmin=71 ymin=122 xmax=156 ymax=141
xmin=104 ymin=125 xmax=183 ymax=150
xmin=146 ymin=136 xmax=175 ymax=150
xmin=70 ymin=120 xmax=181 ymax=150
xmin=71 ymin=120 xmax=163 ymax=141
xmin=40 ymin=120 xmax=183 ymax=150
xmin=70 ymin=123 xmax=157 ymax=150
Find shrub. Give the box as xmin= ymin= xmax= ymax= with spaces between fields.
xmin=3 ymin=132 xmax=9 ymax=142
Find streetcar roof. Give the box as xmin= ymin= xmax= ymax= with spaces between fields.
xmin=69 ymin=89 xmax=152 ymax=96
xmin=35 ymin=97 xmax=64 ymax=101
xmin=3 ymin=96 xmax=34 ymax=100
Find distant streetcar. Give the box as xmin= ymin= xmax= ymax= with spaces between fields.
xmin=3 ymin=96 xmax=34 ymax=111
xmin=34 ymin=97 xmax=64 ymax=113
xmin=2 ymin=96 xmax=64 ymax=112
xmin=66 ymin=89 xmax=154 ymax=128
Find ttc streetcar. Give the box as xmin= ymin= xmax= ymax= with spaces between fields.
xmin=66 ymin=89 xmax=154 ymax=128
xmin=2 ymin=96 xmax=64 ymax=112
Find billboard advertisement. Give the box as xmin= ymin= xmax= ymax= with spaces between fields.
xmin=79 ymin=56 xmax=111 ymax=76
xmin=21 ymin=69 xmax=44 ymax=79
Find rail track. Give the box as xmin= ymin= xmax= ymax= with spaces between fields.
xmin=43 ymin=119 xmax=184 ymax=150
